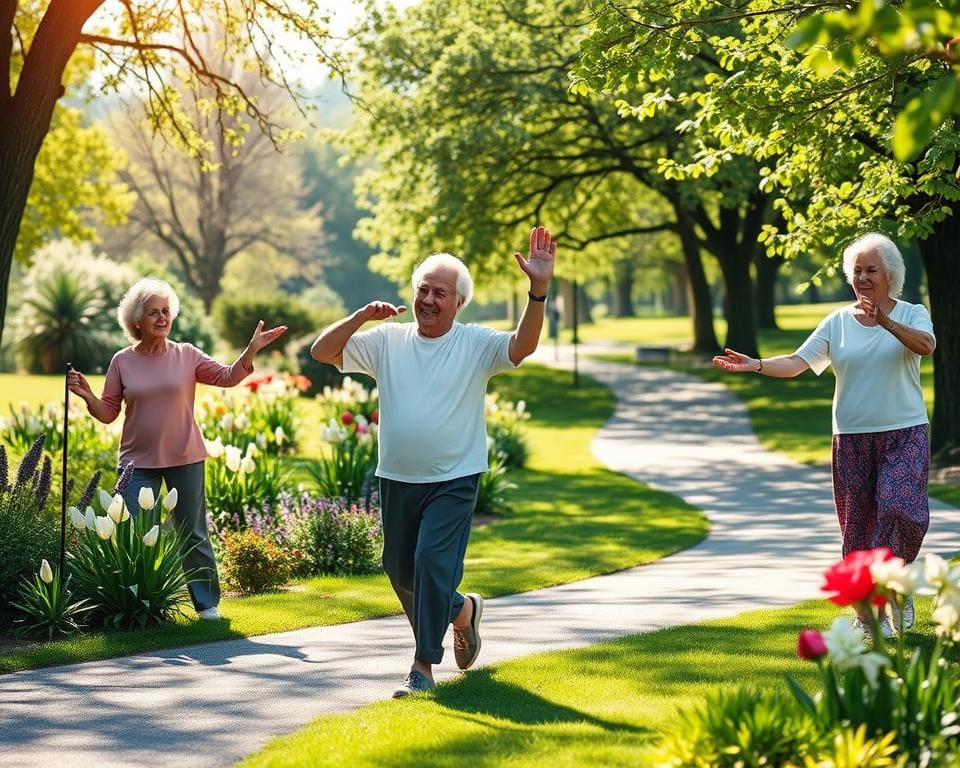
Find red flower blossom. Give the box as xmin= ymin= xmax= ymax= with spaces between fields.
xmin=247 ymin=380 xmax=260 ymax=392
xmin=370 ymin=409 xmax=379 ymax=424
xmin=821 ymin=548 xmax=894 ymax=606
xmin=340 ymin=411 xmax=354 ymax=425
xmin=796 ymin=630 xmax=828 ymax=660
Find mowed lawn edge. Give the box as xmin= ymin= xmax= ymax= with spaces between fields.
xmin=0 ymin=363 xmax=708 ymax=673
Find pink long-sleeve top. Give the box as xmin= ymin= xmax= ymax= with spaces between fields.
xmin=100 ymin=342 xmax=253 ymax=469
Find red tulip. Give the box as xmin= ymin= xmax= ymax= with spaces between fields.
xmin=821 ymin=548 xmax=894 ymax=606
xmin=370 ymin=409 xmax=379 ymax=424
xmin=796 ymin=630 xmax=828 ymax=660
xmin=340 ymin=411 xmax=354 ymax=425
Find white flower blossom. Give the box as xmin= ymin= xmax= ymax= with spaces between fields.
xmin=205 ymin=436 xmax=225 ymax=459
xmin=138 ymin=486 xmax=156 ymax=511
xmin=274 ymin=426 xmax=286 ymax=445
xmin=163 ymin=487 xmax=179 ymax=511
xmin=84 ymin=507 xmax=97 ymax=530
xmin=107 ymin=495 xmax=129 ymax=523
xmin=69 ymin=506 xmax=86 ymax=530
xmin=241 ymin=455 xmax=256 ymax=474
xmin=871 ymin=557 xmax=927 ymax=596
xmin=219 ymin=413 xmax=235 ymax=431
xmin=235 ymin=413 xmax=249 ymax=430
xmin=225 ymin=445 xmax=243 ymax=473
xmin=98 ymin=489 xmax=113 ymax=512
xmin=143 ymin=525 xmax=160 ymax=548
xmin=39 ymin=559 xmax=53 ymax=584
xmin=94 ymin=516 xmax=116 ymax=540
xmin=823 ymin=616 xmax=867 ymax=667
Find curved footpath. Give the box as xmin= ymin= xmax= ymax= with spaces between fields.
xmin=1 ymin=349 xmax=958 ymax=768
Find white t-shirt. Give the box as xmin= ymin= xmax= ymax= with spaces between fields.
xmin=340 ymin=321 xmax=516 ymax=482
xmin=795 ymin=300 xmax=935 ymax=435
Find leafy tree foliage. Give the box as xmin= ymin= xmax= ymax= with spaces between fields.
xmin=575 ymin=0 xmax=960 ymax=458
xmin=0 ymin=0 xmax=339 ymax=348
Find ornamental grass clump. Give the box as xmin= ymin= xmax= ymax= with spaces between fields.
xmin=68 ymin=486 xmax=193 ymax=629
xmin=204 ymin=439 xmax=291 ymax=529
xmin=10 ymin=559 xmax=94 ymax=639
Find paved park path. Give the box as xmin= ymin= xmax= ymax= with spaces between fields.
xmin=2 ymin=348 xmax=958 ymax=768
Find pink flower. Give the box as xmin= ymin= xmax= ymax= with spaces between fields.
xmin=796 ymin=630 xmax=828 ymax=660
xmin=822 ymin=548 xmax=894 ymax=606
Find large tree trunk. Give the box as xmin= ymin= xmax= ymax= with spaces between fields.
xmin=0 ymin=0 xmax=101 ymax=349
xmin=674 ymin=206 xmax=720 ymax=355
xmin=610 ymin=259 xmax=636 ymax=317
xmin=663 ymin=259 xmax=689 ymax=316
xmin=716 ymin=244 xmax=759 ymax=358
xmin=754 ymin=252 xmax=784 ymax=330
xmin=918 ymin=211 xmax=960 ymax=463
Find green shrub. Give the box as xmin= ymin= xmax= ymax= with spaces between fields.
xmin=212 ymin=293 xmax=323 ymax=350
xmin=0 ymin=438 xmax=59 ymax=626
xmin=485 ymin=392 xmax=531 ymax=469
xmin=654 ymin=685 xmax=821 ymax=767
xmin=220 ymin=529 xmax=293 ymax=595
xmin=303 ymin=433 xmax=378 ymax=507
xmin=475 ymin=451 xmax=517 ymax=517
xmin=9 ymin=241 xmax=131 ymax=374
xmin=68 ymin=490 xmax=192 ymax=629
xmin=288 ymin=495 xmax=382 ymax=576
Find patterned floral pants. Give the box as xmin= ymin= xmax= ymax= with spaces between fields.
xmin=831 ymin=424 xmax=930 ymax=563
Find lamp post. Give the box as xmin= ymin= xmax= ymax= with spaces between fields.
xmin=59 ymin=363 xmax=72 ymax=575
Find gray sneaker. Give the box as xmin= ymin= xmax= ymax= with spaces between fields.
xmin=392 ymin=670 xmax=435 ymax=698
xmin=453 ymin=593 xmax=484 ymax=670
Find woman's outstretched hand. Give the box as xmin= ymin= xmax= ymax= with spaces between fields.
xmin=712 ymin=348 xmax=758 ymax=373
xmin=247 ymin=320 xmax=288 ymax=355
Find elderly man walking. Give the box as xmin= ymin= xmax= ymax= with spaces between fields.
xmin=311 ymin=226 xmax=557 ymax=697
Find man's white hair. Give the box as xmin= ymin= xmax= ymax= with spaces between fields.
xmin=842 ymin=233 xmax=905 ymax=298
xmin=411 ymin=253 xmax=473 ymax=308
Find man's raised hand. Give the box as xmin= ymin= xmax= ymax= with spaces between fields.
xmin=513 ymin=226 xmax=557 ymax=293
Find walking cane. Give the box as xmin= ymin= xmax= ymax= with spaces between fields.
xmin=59 ymin=362 xmax=72 ymax=576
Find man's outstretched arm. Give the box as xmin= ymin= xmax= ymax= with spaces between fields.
xmin=311 ymin=301 xmax=407 ymax=368
xmin=510 ymin=225 xmax=557 ymax=365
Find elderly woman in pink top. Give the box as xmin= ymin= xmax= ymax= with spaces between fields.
xmin=67 ymin=277 xmax=286 ymax=620
xmin=713 ymin=233 xmax=936 ymax=638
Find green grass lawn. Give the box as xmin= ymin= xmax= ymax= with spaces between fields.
xmin=240 ymin=596 xmax=958 ymax=768
xmin=0 ymin=363 xmax=707 ymax=673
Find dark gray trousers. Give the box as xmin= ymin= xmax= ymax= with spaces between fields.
xmin=379 ymin=474 xmax=480 ymax=664
xmin=121 ymin=461 xmax=220 ymax=612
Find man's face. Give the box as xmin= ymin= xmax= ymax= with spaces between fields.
xmin=413 ymin=267 xmax=463 ymax=338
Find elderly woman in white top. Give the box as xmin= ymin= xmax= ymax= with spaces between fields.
xmin=713 ymin=233 xmax=936 ymax=636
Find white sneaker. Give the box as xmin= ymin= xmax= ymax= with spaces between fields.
xmin=878 ymin=615 xmax=895 ymax=639
xmin=197 ymin=606 xmax=221 ymax=620
xmin=890 ymin=597 xmax=915 ymax=630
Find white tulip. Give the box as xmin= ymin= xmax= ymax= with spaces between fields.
xmin=163 ymin=487 xmax=178 ymax=511
xmin=241 ymin=455 xmax=256 ymax=474
xmin=235 ymin=413 xmax=248 ymax=430
xmin=69 ymin=506 xmax=86 ymax=530
xmin=142 ymin=525 xmax=160 ymax=547
xmin=138 ymin=486 xmax=155 ymax=510
xmin=225 ymin=445 xmax=243 ymax=473
xmin=94 ymin=516 xmax=116 ymax=540
xmin=274 ymin=426 xmax=286 ymax=445
xmin=98 ymin=489 xmax=113 ymax=512
xmin=107 ymin=496 xmax=127 ymax=523
xmin=245 ymin=442 xmax=258 ymax=458
xmin=205 ymin=436 xmax=225 ymax=459
xmin=39 ymin=559 xmax=53 ymax=584
xmin=219 ymin=413 xmax=235 ymax=431
xmin=84 ymin=507 xmax=97 ymax=530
